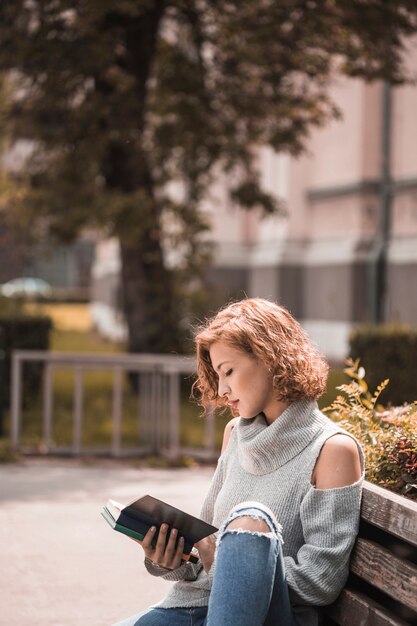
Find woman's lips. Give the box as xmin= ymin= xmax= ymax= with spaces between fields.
xmin=229 ymin=400 xmax=239 ymax=409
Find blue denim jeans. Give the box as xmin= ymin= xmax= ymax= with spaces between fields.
xmin=113 ymin=502 xmax=295 ymax=626
xmin=113 ymin=607 xmax=207 ymax=626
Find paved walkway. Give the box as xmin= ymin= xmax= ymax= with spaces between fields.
xmin=0 ymin=459 xmax=214 ymax=626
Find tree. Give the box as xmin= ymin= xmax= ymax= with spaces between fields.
xmin=0 ymin=0 xmax=416 ymax=353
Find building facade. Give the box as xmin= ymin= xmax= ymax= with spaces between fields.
xmin=92 ymin=39 xmax=417 ymax=360
xmin=205 ymin=39 xmax=417 ymax=361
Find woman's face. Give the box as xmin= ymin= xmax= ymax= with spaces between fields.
xmin=209 ymin=340 xmax=286 ymax=424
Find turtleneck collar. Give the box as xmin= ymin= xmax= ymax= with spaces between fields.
xmin=236 ymin=398 xmax=329 ymax=475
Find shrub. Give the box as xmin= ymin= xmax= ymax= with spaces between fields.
xmin=0 ymin=308 xmax=52 ymax=407
xmin=323 ymin=359 xmax=417 ymax=500
xmin=349 ymin=324 xmax=417 ymax=406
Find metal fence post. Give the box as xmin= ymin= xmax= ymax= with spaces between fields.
xmin=43 ymin=363 xmax=54 ymax=450
xmin=112 ymin=367 xmax=123 ymax=457
xmin=168 ymin=370 xmax=180 ymax=459
xmin=73 ymin=368 xmax=84 ymax=455
xmin=10 ymin=352 xmax=22 ymax=451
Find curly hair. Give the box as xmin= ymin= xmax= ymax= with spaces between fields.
xmin=193 ymin=298 xmax=329 ymax=411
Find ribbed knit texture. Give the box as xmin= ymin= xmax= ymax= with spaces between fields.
xmin=145 ymin=400 xmax=364 ymax=626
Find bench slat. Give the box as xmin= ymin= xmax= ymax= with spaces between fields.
xmin=362 ymin=482 xmax=417 ymax=547
xmin=350 ymin=537 xmax=417 ymax=612
xmin=324 ymin=588 xmax=410 ymax=626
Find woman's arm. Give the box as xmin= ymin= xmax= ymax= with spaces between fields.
xmin=285 ymin=433 xmax=364 ymax=605
xmin=221 ymin=417 xmax=240 ymax=455
xmin=311 ymin=433 xmax=362 ymax=488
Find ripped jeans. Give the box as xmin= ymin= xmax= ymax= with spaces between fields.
xmin=113 ymin=502 xmax=295 ymax=626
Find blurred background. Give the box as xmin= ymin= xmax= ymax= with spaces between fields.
xmin=1 ymin=4 xmax=417 ymax=626
xmin=0 ymin=1 xmax=416 ymax=464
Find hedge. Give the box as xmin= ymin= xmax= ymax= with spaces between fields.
xmin=349 ymin=324 xmax=417 ymax=406
xmin=0 ymin=313 xmax=53 ymax=408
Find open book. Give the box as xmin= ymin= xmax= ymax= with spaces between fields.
xmin=101 ymin=494 xmax=218 ymax=564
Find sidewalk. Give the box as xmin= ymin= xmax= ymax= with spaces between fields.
xmin=0 ymin=459 xmax=214 ymax=626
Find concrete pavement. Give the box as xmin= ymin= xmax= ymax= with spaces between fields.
xmin=0 ymin=459 xmax=214 ymax=626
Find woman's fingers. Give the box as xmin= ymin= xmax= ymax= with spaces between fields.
xmin=165 ymin=530 xmax=185 ymax=570
xmin=142 ymin=525 xmax=157 ymax=557
xmin=164 ymin=527 xmax=178 ymax=560
xmin=173 ymin=535 xmax=185 ymax=568
xmin=141 ymin=523 xmax=186 ymax=569
xmin=153 ymin=523 xmax=169 ymax=562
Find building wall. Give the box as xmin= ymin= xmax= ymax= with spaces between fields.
xmin=207 ymin=38 xmax=417 ymax=360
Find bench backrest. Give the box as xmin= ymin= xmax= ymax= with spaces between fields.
xmin=323 ymin=481 xmax=417 ymax=625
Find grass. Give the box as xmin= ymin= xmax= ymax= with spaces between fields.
xmin=1 ymin=303 xmax=346 ymax=459
xmin=25 ymin=301 xmax=94 ymax=332
xmin=7 ymin=305 xmax=224 ymax=453
xmin=16 ymin=311 xmax=130 ymax=449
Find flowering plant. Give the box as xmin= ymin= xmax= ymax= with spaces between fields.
xmin=323 ymin=359 xmax=417 ymax=499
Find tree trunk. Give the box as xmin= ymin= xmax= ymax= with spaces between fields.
xmin=105 ymin=2 xmax=183 ymax=354
xmin=119 ymin=220 xmax=183 ymax=355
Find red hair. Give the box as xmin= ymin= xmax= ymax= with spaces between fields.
xmin=193 ymin=298 xmax=328 ymax=410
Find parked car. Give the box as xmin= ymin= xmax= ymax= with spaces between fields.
xmin=0 ymin=277 xmax=53 ymax=299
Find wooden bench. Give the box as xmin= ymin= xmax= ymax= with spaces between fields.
xmin=323 ymin=481 xmax=417 ymax=626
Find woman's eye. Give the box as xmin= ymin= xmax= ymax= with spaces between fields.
xmin=225 ymin=369 xmax=233 ymax=377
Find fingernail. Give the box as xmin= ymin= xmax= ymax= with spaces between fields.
xmin=150 ymin=526 xmax=156 ymax=532
xmin=172 ymin=528 xmax=177 ymax=536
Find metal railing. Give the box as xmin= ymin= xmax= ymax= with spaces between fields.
xmin=10 ymin=350 xmax=217 ymax=460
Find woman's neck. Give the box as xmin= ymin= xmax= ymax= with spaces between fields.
xmin=263 ymin=399 xmax=291 ymax=425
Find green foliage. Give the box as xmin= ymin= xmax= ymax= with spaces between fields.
xmin=1 ymin=1 xmax=417 ymax=352
xmin=323 ymin=359 xmax=417 ymax=499
xmin=0 ymin=303 xmax=52 ymax=406
xmin=349 ymin=324 xmax=417 ymax=405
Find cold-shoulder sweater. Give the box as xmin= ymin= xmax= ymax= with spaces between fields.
xmin=145 ymin=399 xmax=364 ymax=626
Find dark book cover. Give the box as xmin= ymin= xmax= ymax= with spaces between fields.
xmin=101 ymin=508 xmax=200 ymax=563
xmin=102 ymin=494 xmax=217 ymax=561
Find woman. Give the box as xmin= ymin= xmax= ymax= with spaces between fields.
xmin=114 ymin=298 xmax=363 ymax=626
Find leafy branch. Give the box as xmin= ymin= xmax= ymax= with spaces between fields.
xmin=323 ymin=359 xmax=417 ymax=499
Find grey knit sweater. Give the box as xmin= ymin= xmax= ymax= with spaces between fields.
xmin=145 ymin=399 xmax=364 ymax=626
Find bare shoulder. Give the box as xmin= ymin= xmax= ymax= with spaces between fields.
xmin=312 ymin=433 xmax=362 ymax=489
xmin=221 ymin=417 xmax=240 ymax=454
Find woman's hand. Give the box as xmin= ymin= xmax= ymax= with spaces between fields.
xmin=195 ymin=535 xmax=216 ymax=573
xmin=141 ymin=524 xmax=185 ymax=571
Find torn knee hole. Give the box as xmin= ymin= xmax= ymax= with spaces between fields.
xmin=226 ymin=515 xmax=270 ymax=533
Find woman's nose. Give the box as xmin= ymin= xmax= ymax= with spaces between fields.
xmin=218 ymin=377 xmax=230 ymax=398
